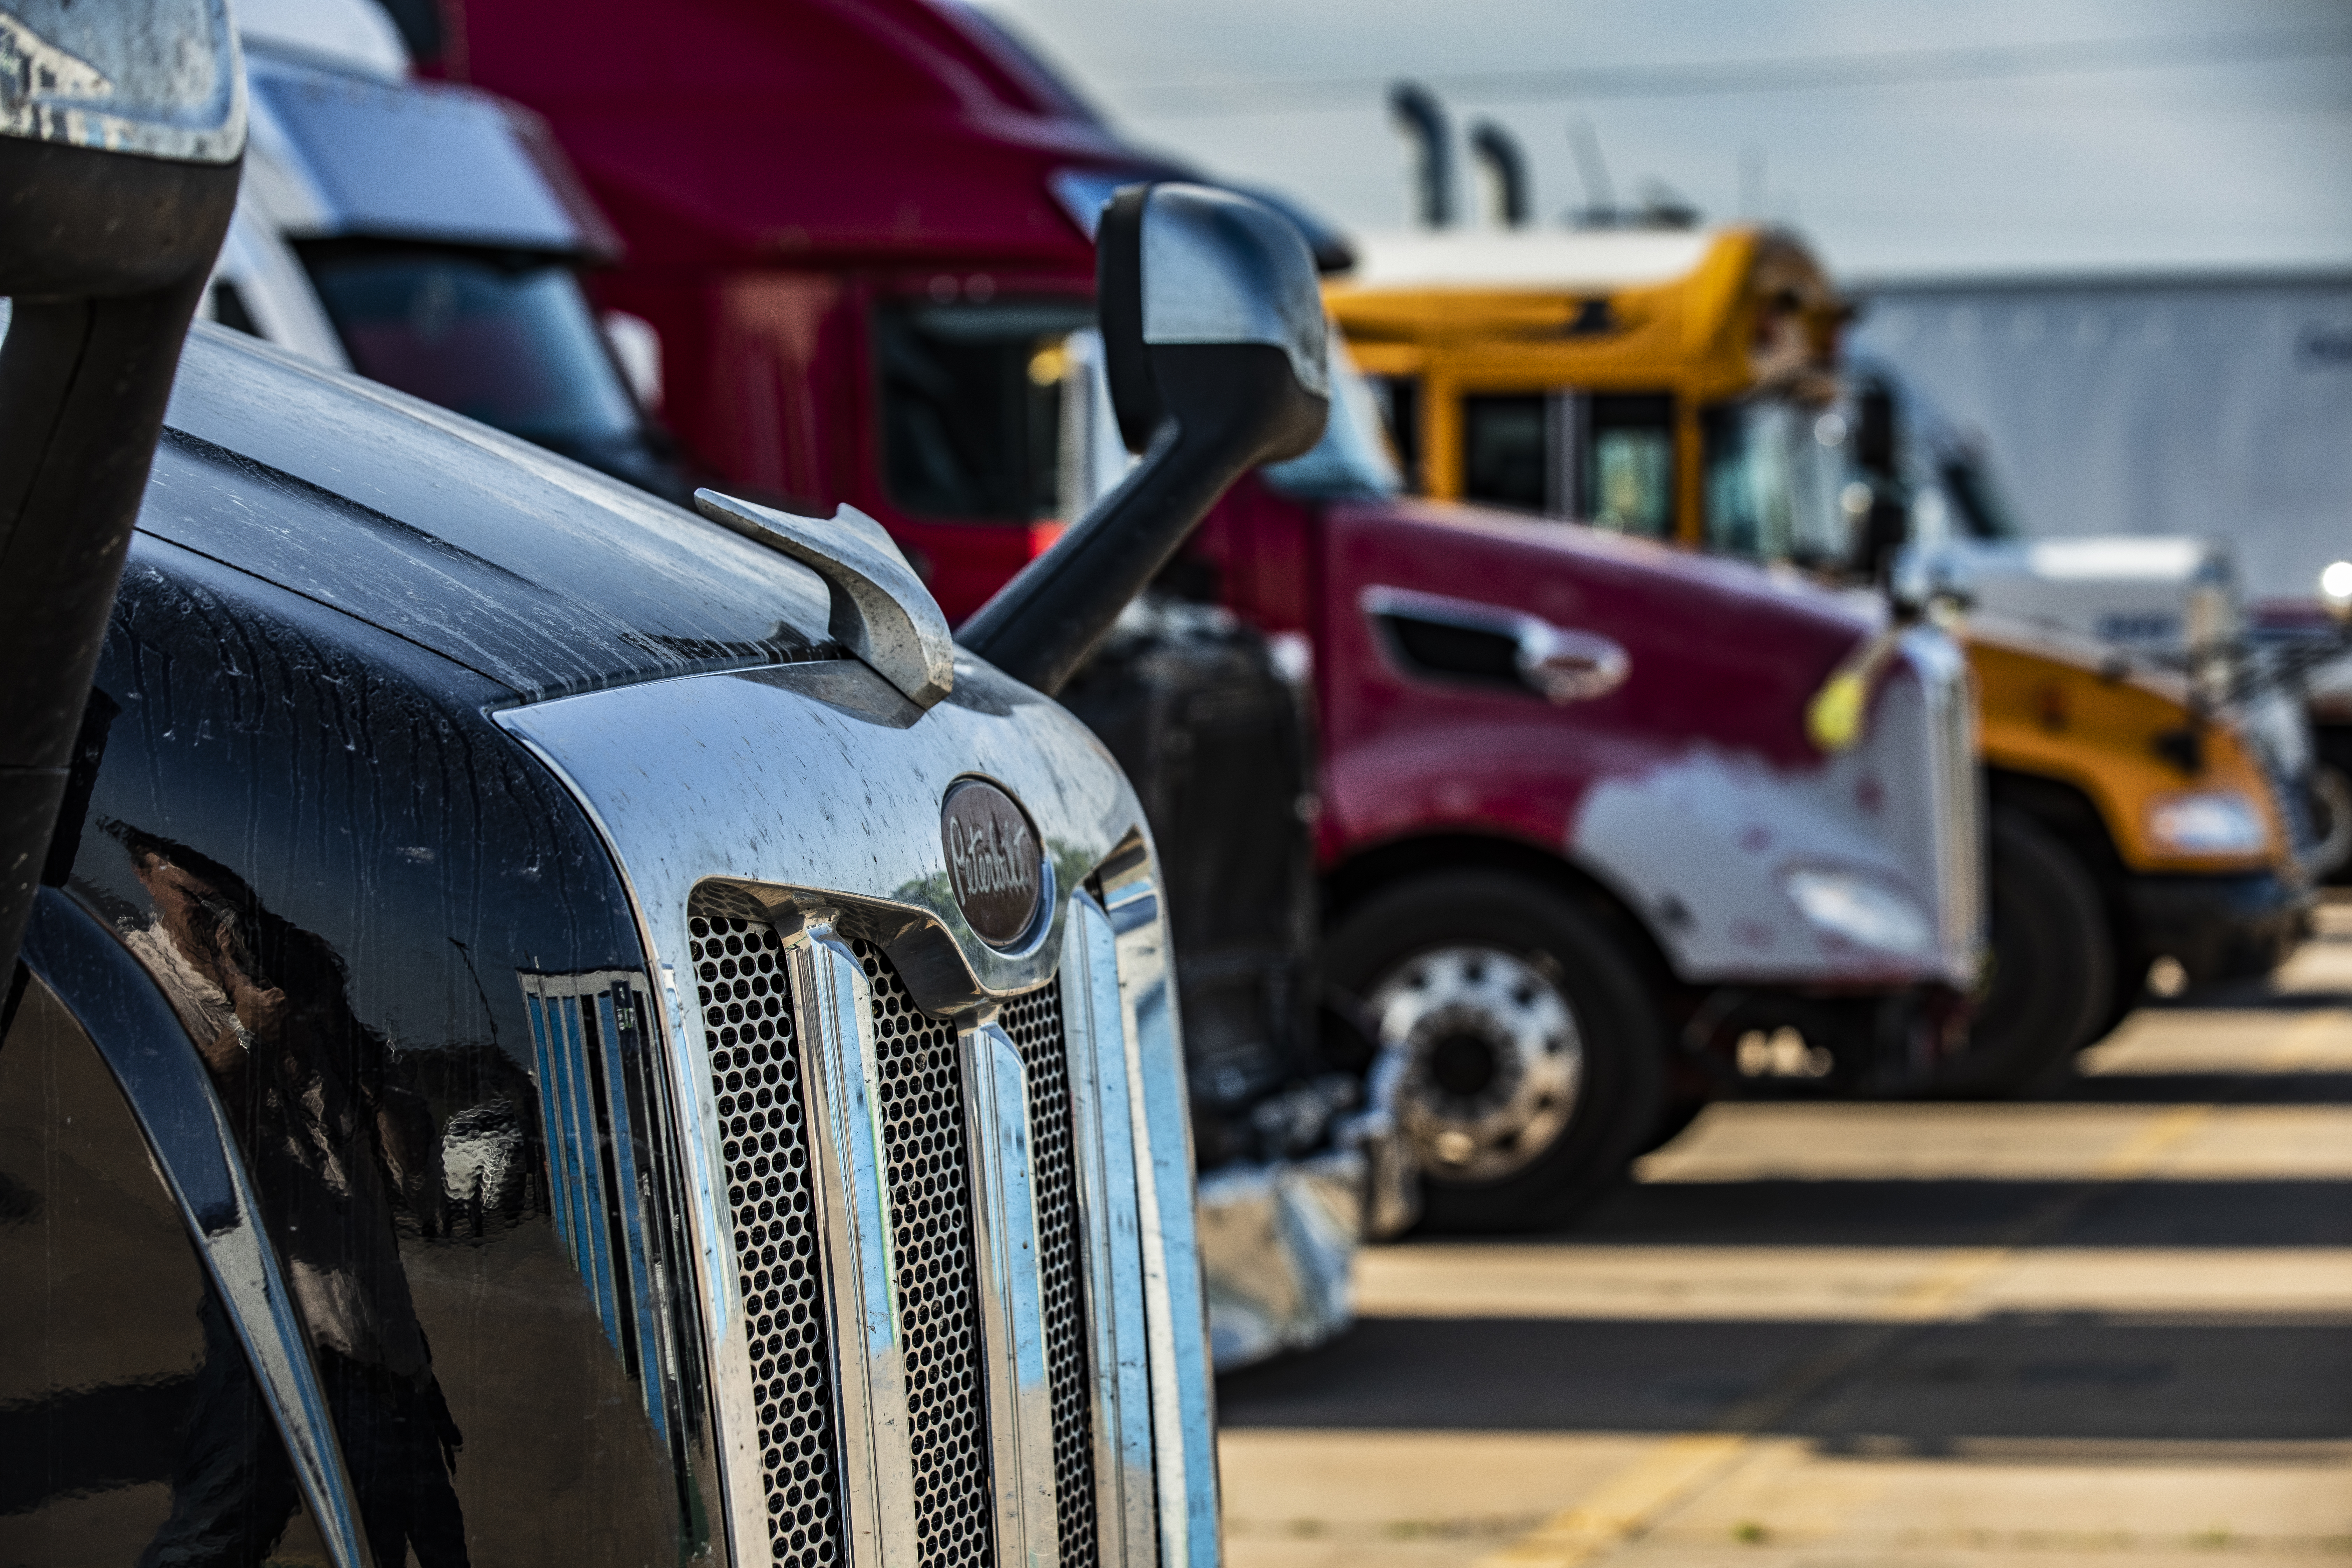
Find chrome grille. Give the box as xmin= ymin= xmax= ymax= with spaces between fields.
xmin=688 ymin=916 xmax=843 ymax=1568
xmin=2246 ymin=728 xmax=2317 ymax=865
xmin=1002 ymin=979 xmax=1101 ymax=1564
xmin=855 ymin=939 xmax=995 ymax=1568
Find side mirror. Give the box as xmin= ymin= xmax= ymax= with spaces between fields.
xmin=0 ymin=0 xmax=246 ymax=981
xmin=960 ymin=183 xmax=1329 ymax=696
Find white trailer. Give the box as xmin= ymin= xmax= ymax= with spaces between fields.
xmin=1853 ymin=274 xmax=2352 ymax=869
xmin=1850 ymin=273 xmax=2352 ymax=615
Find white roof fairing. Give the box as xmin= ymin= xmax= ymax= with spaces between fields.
xmin=1338 ymin=229 xmax=1718 ymax=293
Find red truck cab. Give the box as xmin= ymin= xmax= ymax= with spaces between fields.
xmin=446 ymin=0 xmax=1984 ymax=1231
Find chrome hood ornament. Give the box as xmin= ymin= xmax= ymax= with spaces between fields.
xmin=694 ymin=488 xmax=955 ymax=708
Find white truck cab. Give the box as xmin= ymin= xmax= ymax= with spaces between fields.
xmin=201 ymin=0 xmax=681 ymax=496
xmin=1877 ymin=362 xmax=2346 ymax=877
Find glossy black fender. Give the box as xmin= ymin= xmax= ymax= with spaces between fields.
xmin=23 ymin=528 xmax=712 ymax=1565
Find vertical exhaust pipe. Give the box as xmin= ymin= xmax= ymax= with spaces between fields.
xmin=1388 ymin=80 xmax=1452 ymax=229
xmin=1567 ymin=115 xmax=1617 ymax=229
xmin=1468 ymin=120 xmax=1529 ymax=228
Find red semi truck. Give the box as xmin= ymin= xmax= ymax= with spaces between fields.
xmin=437 ymin=0 xmax=1986 ymax=1232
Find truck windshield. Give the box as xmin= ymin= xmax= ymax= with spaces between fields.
xmin=1939 ymin=449 xmax=2025 ymax=540
xmin=871 ymin=298 xmax=1403 ymax=518
xmin=1702 ymin=394 xmax=1848 ymax=567
xmin=1262 ymin=337 xmax=1402 ymax=500
xmin=301 ymin=245 xmax=670 ymax=488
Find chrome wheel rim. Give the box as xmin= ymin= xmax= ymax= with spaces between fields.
xmin=1367 ymin=944 xmax=1583 ymax=1182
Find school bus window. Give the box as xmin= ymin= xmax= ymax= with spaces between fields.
xmin=1586 ymin=393 xmax=1674 ymax=538
xmin=1461 ymin=393 xmax=1548 ymax=513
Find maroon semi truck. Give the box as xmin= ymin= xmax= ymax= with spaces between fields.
xmin=428 ymin=0 xmax=1985 ymax=1234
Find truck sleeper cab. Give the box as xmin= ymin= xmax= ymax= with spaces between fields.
xmin=1331 ymin=223 xmax=2314 ymax=1089
xmin=0 ymin=317 xmax=1221 ymax=1566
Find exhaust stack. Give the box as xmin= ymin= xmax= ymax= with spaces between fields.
xmin=1388 ymin=81 xmax=1453 ymax=229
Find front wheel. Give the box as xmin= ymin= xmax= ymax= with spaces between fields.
xmin=1933 ymin=806 xmax=2113 ymax=1097
xmin=1325 ymin=871 xmax=1665 ymax=1233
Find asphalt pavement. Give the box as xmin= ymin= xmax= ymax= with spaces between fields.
xmin=1215 ymin=904 xmax=2352 ymax=1567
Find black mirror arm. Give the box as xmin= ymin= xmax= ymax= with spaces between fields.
xmin=0 ymin=142 xmax=240 ymax=983
xmin=959 ymin=342 xmax=1320 ymax=698
xmin=958 ymin=417 xmax=1197 ymax=699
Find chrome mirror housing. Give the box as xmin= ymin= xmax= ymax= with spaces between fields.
xmin=0 ymin=0 xmax=245 ymax=174
xmin=1116 ymin=183 xmax=1331 ymax=439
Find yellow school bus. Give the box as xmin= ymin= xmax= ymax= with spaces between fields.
xmin=1329 ymin=226 xmax=2311 ymax=1091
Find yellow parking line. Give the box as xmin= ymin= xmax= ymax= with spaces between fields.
xmin=1475 ymin=1011 xmax=2347 ymax=1568
xmin=1479 ymin=1433 xmax=1746 ymax=1565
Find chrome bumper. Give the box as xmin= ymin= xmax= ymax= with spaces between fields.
xmin=1196 ymin=1107 xmax=1418 ymax=1372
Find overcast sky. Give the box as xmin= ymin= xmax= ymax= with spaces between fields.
xmin=980 ymin=0 xmax=2352 ymax=279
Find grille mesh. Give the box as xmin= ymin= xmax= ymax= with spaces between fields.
xmin=1001 ymin=979 xmax=1101 ymax=1565
xmin=855 ymin=939 xmax=994 ymax=1568
xmin=688 ymin=916 xmax=842 ymax=1568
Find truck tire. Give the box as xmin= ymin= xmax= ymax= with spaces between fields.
xmin=1634 ymin=1092 xmax=1709 ymax=1157
xmin=1934 ymin=806 xmax=2113 ymax=1097
xmin=1325 ymin=870 xmax=1665 ymax=1232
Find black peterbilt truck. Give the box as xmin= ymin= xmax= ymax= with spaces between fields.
xmin=0 ymin=7 xmax=1330 ymax=1560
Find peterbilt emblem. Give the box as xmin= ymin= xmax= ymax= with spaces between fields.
xmin=941 ymin=778 xmax=1044 ymax=946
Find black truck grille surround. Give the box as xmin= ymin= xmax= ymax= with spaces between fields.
xmin=854 ymin=938 xmax=995 ymax=1568
xmin=1002 ymin=979 xmax=1101 ymax=1564
xmin=689 ymin=916 xmax=843 ymax=1568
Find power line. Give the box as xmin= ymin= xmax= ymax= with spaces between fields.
xmin=1104 ymin=26 xmax=2352 ymax=117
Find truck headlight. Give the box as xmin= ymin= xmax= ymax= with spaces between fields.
xmin=2321 ymin=560 xmax=2352 ymax=622
xmin=1782 ymin=869 xmax=1937 ymax=958
xmin=2146 ymin=791 xmax=2268 ymax=855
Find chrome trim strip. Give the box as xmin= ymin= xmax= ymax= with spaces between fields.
xmin=1902 ymin=626 xmax=1986 ymax=975
xmin=1062 ymin=892 xmax=1158 ymax=1565
xmin=661 ymin=935 xmax=766 ymax=1568
xmin=660 ymin=955 xmax=739 ymax=1340
xmin=18 ymin=889 xmax=374 ymax=1568
xmin=517 ymin=971 xmax=679 ymax=1441
xmin=962 ymin=1018 xmax=1062 ymax=1568
xmin=783 ymin=912 xmax=921 ymax=1567
xmin=1100 ymin=865 xmax=1222 ymax=1568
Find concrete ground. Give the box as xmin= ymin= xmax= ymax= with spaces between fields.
xmin=1215 ymin=909 xmax=2352 ymax=1568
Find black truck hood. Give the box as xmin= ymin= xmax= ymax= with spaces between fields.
xmin=146 ymin=323 xmax=838 ymax=701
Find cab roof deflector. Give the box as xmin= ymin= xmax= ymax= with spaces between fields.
xmin=693 ymin=489 xmax=955 ymax=709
